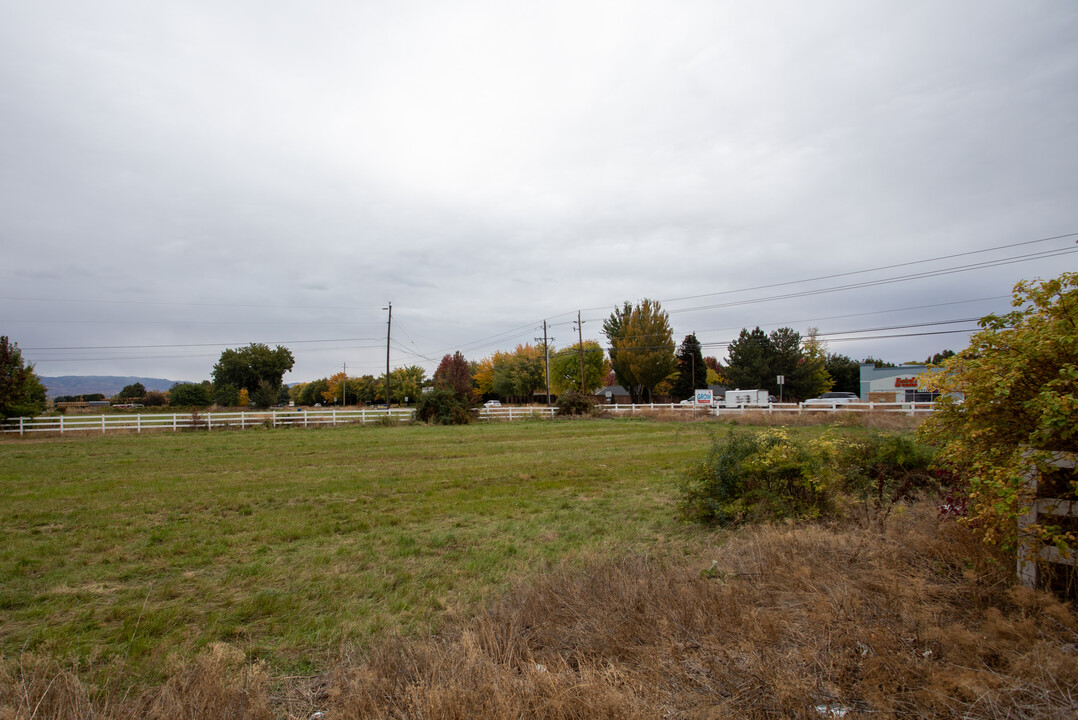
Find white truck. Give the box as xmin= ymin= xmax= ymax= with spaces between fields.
xmin=721 ymin=389 xmax=773 ymax=408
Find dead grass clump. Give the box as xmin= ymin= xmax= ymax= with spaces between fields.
xmin=0 ymin=656 xmax=90 ymax=720
xmin=319 ymin=504 xmax=1077 ymax=719
xmin=614 ymin=408 xmax=705 ymax=422
xmin=719 ymin=409 xmax=925 ymax=431
xmin=0 ymin=643 xmax=272 ymax=720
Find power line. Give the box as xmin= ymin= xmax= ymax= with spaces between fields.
xmin=659 ymin=230 xmax=1078 ymax=306
xmin=666 ymin=246 xmax=1078 ymax=315
xmin=24 ymin=338 xmax=383 ymax=351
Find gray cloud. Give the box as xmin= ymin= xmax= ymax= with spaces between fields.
xmin=2 ymin=1 xmax=1076 ymax=382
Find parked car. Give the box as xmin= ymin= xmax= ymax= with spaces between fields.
xmin=803 ymin=392 xmax=861 ymax=405
xmin=483 ymin=400 xmax=502 ymax=408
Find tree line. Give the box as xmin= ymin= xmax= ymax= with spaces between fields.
xmin=1 ymin=301 xmax=957 ymax=417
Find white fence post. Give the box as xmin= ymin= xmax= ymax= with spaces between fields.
xmin=101 ymin=415 xmax=106 ymax=434
xmin=207 ymin=412 xmax=212 ymax=431
xmin=137 ymin=414 xmax=141 ymax=433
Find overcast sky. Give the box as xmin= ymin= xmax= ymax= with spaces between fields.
xmin=2 ymin=1 xmax=1076 ymax=385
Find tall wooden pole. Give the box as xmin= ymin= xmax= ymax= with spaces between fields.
xmin=577 ymin=310 xmax=585 ymax=393
xmin=384 ymin=302 xmax=392 ymax=407
xmin=544 ymin=320 xmax=552 ymax=405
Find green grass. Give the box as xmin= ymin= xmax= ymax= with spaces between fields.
xmin=0 ymin=418 xmax=727 ymax=682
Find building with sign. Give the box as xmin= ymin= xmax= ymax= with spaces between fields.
xmin=859 ymin=363 xmax=942 ymax=403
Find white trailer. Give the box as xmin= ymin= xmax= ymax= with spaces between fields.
xmin=722 ymin=389 xmax=772 ymax=407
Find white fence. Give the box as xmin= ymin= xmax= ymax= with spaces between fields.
xmin=1 ymin=408 xmax=415 ymax=435
xmin=2 ymin=401 xmax=936 ymax=436
xmin=1018 ymin=453 xmax=1077 ymax=588
xmin=478 ymin=401 xmax=936 ymax=419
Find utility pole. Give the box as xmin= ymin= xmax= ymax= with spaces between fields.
xmin=576 ymin=310 xmax=586 ymax=393
xmin=535 ymin=321 xmax=554 ymax=406
xmin=383 ymin=302 xmax=392 ymax=408
xmin=342 ymin=362 xmax=347 ymax=406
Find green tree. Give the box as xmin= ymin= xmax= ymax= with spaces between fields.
xmin=250 ymin=379 xmax=279 ymax=408
xmin=214 ymin=383 xmax=240 ymax=407
xmin=602 ymin=302 xmax=638 ymax=401
xmin=386 ymin=365 xmax=427 ymax=404
xmin=549 ymin=341 xmax=610 ymax=395
xmin=725 ymin=327 xmax=830 ymax=400
xmin=351 ymin=375 xmax=380 ymax=405
xmin=724 ymin=327 xmax=774 ymax=391
xmin=298 ymin=379 xmax=328 ymax=406
xmin=0 ymin=336 xmax=47 ymax=419
xmin=491 ymin=344 xmax=545 ymax=403
xmin=603 ymin=299 xmax=676 ymax=403
xmin=212 ymin=343 xmax=295 ymax=395
xmin=118 ymin=382 xmax=145 ymax=400
xmin=415 ymin=387 xmax=472 ymax=425
xmin=169 ymin=382 xmax=211 ymax=406
xmin=919 ymin=272 xmax=1078 ymax=550
xmin=670 ymin=334 xmax=707 ymax=401
xmin=825 ymin=353 xmax=862 ymax=395
xmin=925 ymin=349 xmax=956 ymax=365
xmin=788 ymin=328 xmax=832 ymax=400
xmin=142 ymin=390 xmax=167 ymax=407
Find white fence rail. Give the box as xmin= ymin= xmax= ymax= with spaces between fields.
xmin=1 ymin=408 xmax=415 ymax=435
xmin=3 ymin=401 xmax=936 ymax=436
xmin=1018 ymin=453 xmax=1077 ymax=588
xmin=478 ymin=401 xmax=936 ymax=419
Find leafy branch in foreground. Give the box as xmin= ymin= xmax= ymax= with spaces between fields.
xmin=918 ymin=272 xmax=1078 ymax=550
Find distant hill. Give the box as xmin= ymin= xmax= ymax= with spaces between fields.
xmin=40 ymin=376 xmax=190 ymax=399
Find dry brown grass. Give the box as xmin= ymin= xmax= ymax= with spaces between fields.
xmin=718 ymin=409 xmax=927 ymax=432
xmin=4 ymin=505 xmax=1076 ymax=719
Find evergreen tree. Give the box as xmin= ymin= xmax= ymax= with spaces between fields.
xmin=724 ymin=327 xmax=774 ymax=390
xmin=671 ymin=333 xmax=707 ymax=400
xmin=825 ymin=353 xmax=862 ymax=395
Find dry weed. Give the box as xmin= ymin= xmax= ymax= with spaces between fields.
xmin=318 ymin=504 xmax=1077 ymax=719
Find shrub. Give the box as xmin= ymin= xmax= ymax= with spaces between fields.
xmin=680 ymin=429 xmax=938 ymax=526
xmin=142 ymin=390 xmax=168 ymax=407
xmin=415 ymin=388 xmax=472 ymax=425
xmin=838 ymin=433 xmax=937 ymax=520
xmin=679 ymin=429 xmax=843 ymax=525
xmin=555 ymin=391 xmax=604 ymax=417
xmin=919 ymin=272 xmax=1078 ymax=550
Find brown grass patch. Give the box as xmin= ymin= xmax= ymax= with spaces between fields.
xmin=4 ymin=505 xmax=1076 ymax=719
xmin=718 ymin=409 xmax=926 ymax=431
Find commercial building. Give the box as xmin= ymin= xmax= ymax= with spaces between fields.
xmin=859 ymin=363 xmax=942 ymax=403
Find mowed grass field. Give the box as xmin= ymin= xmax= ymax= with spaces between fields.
xmin=0 ymin=417 xmax=720 ymax=683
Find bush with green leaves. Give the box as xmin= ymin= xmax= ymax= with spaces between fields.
xmin=838 ymin=433 xmax=936 ymax=512
xmin=414 ymin=388 xmax=472 ymax=425
xmin=555 ymin=391 xmax=603 ymax=417
xmin=680 ymin=429 xmax=937 ymax=526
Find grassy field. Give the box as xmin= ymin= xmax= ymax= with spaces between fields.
xmin=4 ymin=414 xmax=1076 ymax=720
xmin=0 ymin=417 xmax=726 ymax=683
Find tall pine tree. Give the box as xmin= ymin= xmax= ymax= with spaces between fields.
xmin=671 ymin=333 xmax=707 ymax=400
